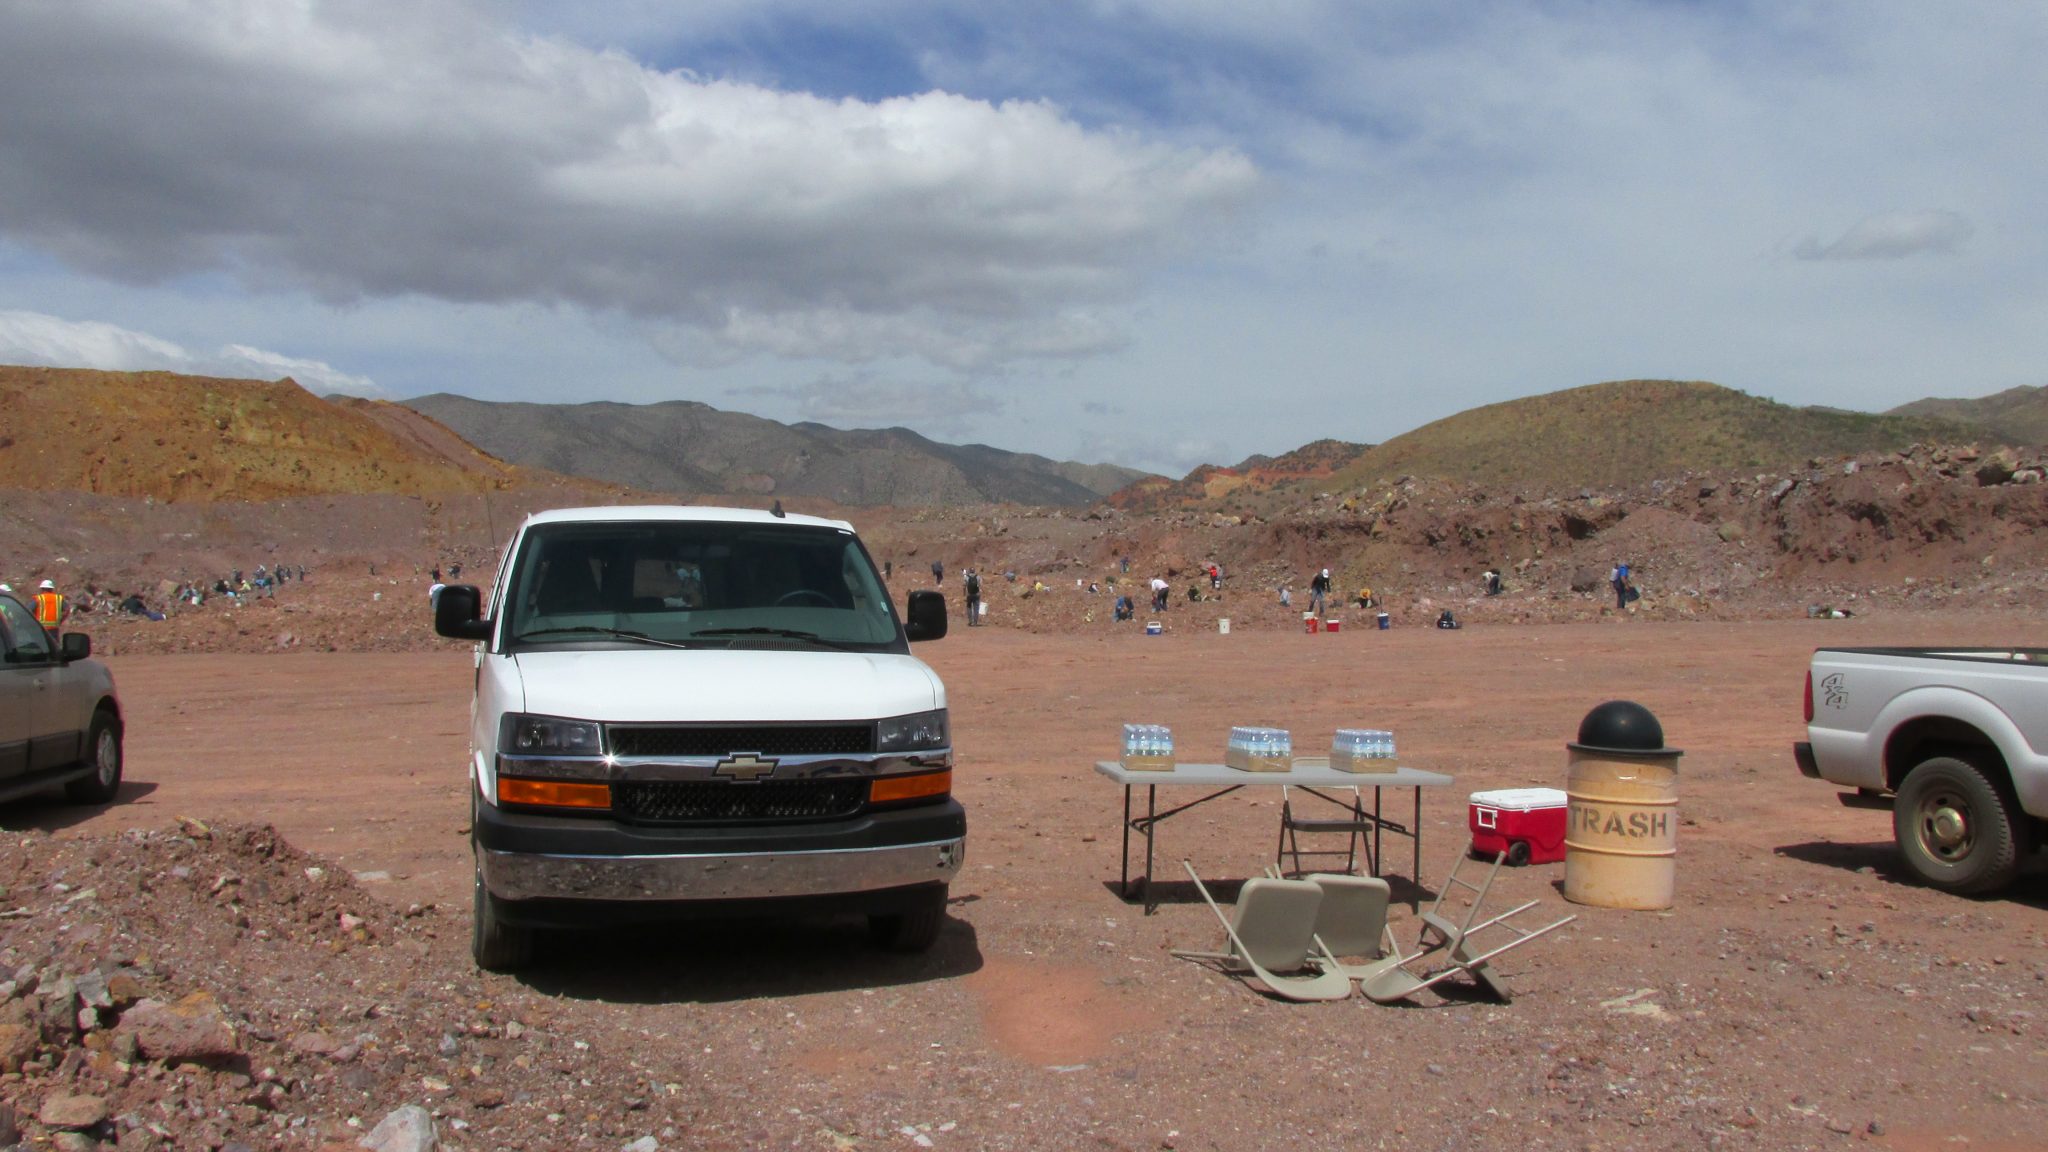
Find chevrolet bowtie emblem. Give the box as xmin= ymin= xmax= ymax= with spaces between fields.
xmin=713 ymin=754 xmax=778 ymax=782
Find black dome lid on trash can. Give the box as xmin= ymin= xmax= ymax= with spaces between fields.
xmin=1567 ymin=699 xmax=1683 ymax=758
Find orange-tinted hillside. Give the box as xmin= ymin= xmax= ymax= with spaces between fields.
xmin=0 ymin=365 xmax=576 ymax=502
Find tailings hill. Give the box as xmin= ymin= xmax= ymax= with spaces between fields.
xmin=1889 ymin=384 xmax=2048 ymax=448
xmin=0 ymin=365 xmax=604 ymax=502
xmin=404 ymin=393 xmax=1154 ymax=507
xmin=1316 ymin=379 xmax=1982 ymax=493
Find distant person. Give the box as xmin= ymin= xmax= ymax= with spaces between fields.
xmin=1208 ymin=563 xmax=1221 ymax=592
xmin=1113 ymin=594 xmax=1134 ymax=622
xmin=884 ymin=560 xmax=893 ymax=581
xmin=1484 ymin=569 xmax=1503 ymax=596
xmin=1436 ymin=609 xmax=1461 ymax=630
xmin=931 ymin=559 xmax=944 ymax=585
xmin=31 ymin=579 xmax=66 ymax=635
xmin=1610 ymin=562 xmax=1632 ymax=610
xmin=1120 ymin=555 xmax=1130 ymax=575
xmin=1309 ymin=568 xmax=1331 ymax=617
xmin=1356 ymin=585 xmax=1375 ymax=609
xmin=1149 ymin=576 xmax=1170 ymax=613
xmin=964 ymin=569 xmax=982 ymax=626
xmin=1279 ymin=586 xmax=1291 ymax=608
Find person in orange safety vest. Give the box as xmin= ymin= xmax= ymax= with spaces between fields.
xmin=31 ymin=579 xmax=66 ymax=634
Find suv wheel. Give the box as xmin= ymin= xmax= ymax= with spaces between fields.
xmin=868 ymin=887 xmax=948 ymax=953
xmin=472 ymin=867 xmax=534 ymax=972
xmin=65 ymin=710 xmax=123 ymax=805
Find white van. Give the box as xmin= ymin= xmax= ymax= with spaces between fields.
xmin=435 ymin=506 xmax=962 ymax=971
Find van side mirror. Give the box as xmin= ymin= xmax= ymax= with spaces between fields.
xmin=60 ymin=632 xmax=91 ymax=661
xmin=903 ymin=589 xmax=947 ymax=642
xmin=433 ymin=585 xmax=493 ymax=642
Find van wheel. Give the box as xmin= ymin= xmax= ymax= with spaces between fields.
xmin=65 ymin=710 xmax=123 ymax=805
xmin=868 ymin=888 xmax=948 ymax=953
xmin=1505 ymin=840 xmax=1532 ymax=867
xmin=1894 ymin=757 xmax=2024 ymax=895
xmin=473 ymin=868 xmax=534 ymax=972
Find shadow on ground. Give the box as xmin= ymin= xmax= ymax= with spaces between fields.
xmin=1 ymin=780 xmax=160 ymax=833
xmin=1774 ymin=839 xmax=2048 ymax=909
xmin=514 ymin=907 xmax=985 ymax=1004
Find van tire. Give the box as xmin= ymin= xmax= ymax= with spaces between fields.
xmin=65 ymin=710 xmax=123 ymax=805
xmin=473 ymin=868 xmax=534 ymax=972
xmin=868 ymin=888 xmax=947 ymax=953
xmin=1894 ymin=757 xmax=2023 ymax=895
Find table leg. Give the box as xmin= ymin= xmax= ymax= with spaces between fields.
xmin=1119 ymin=785 xmax=1132 ymax=896
xmin=1143 ymin=784 xmax=1158 ymax=914
xmin=1411 ymin=786 xmax=1423 ymax=912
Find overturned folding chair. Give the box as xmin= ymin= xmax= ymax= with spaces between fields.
xmin=1360 ymin=851 xmax=1576 ymax=1004
xmin=1299 ymin=872 xmax=1410 ymax=985
xmin=1171 ymin=861 xmax=1353 ymax=1002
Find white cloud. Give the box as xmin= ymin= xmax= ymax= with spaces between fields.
xmin=0 ymin=310 xmax=382 ymax=396
xmin=0 ymin=0 xmax=1255 ymax=372
xmin=1794 ymin=212 xmax=1975 ymax=261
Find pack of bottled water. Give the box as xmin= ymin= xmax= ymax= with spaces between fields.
xmin=1120 ymin=723 xmax=1175 ymax=770
xmin=1332 ymin=728 xmax=1397 ymax=773
xmin=1226 ymin=725 xmax=1293 ymax=772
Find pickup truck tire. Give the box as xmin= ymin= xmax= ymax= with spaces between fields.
xmin=64 ymin=709 xmax=123 ymax=805
xmin=472 ymin=868 xmax=535 ymax=972
xmin=1893 ymin=757 xmax=2023 ymax=895
xmin=868 ymin=887 xmax=948 ymax=953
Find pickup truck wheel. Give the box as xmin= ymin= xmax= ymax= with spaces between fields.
xmin=1894 ymin=757 xmax=2023 ymax=895
xmin=64 ymin=710 xmax=123 ymax=805
xmin=472 ymin=869 xmax=534 ymax=972
xmin=868 ymin=888 xmax=947 ymax=953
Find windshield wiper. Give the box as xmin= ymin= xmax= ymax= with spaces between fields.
xmin=688 ymin=626 xmax=859 ymax=652
xmin=513 ymin=626 xmax=690 ymax=650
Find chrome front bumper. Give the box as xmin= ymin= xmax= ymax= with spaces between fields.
xmin=479 ymin=836 xmax=965 ymax=903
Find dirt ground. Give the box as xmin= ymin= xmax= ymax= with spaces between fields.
xmin=5 ymin=614 xmax=2048 ymax=1150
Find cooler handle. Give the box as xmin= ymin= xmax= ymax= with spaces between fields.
xmin=1475 ymin=806 xmax=1497 ymax=830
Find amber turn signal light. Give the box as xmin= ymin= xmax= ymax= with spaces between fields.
xmin=868 ymin=770 xmax=952 ymax=805
xmin=498 ymin=778 xmax=612 ymax=809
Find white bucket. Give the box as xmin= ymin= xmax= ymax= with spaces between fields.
xmin=1218 ymin=618 xmax=1231 ymax=634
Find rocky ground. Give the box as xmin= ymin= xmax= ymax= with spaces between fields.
xmin=0 ymin=620 xmax=2042 ymax=1151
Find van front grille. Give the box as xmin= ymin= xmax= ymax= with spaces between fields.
xmin=609 ymin=725 xmax=874 ymax=758
xmin=612 ymin=779 xmax=867 ymax=824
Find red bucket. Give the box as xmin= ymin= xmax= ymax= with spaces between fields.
xmin=1303 ymin=614 xmax=1320 ymax=634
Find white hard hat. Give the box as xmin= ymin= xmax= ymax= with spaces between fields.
xmin=0 ymin=584 xmax=10 ymax=593
xmin=1321 ymin=568 xmax=1330 ymax=577
xmin=38 ymin=579 xmax=54 ymax=590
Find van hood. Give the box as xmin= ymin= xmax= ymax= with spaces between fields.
xmin=508 ymin=648 xmax=945 ymax=723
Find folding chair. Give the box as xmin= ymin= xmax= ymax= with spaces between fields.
xmin=1171 ymin=862 xmax=1353 ymax=1002
xmin=1274 ymin=785 xmax=1378 ymax=878
xmin=1299 ymin=873 xmax=1408 ymax=984
xmin=1359 ymin=851 xmax=1577 ymax=1004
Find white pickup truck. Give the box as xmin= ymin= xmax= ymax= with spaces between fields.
xmin=434 ymin=505 xmax=964 ymax=971
xmin=1797 ymin=646 xmax=2047 ymax=894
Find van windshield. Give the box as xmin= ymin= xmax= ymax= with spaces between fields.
xmin=503 ymin=521 xmax=902 ymax=651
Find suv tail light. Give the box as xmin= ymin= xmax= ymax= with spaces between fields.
xmin=1803 ymin=669 xmax=1814 ymax=724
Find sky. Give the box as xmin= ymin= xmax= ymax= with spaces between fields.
xmin=1 ymin=1 xmax=2043 ymax=476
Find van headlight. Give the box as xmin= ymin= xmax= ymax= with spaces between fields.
xmin=876 ymin=709 xmax=949 ymax=752
xmin=506 ymin=714 xmax=603 ymax=756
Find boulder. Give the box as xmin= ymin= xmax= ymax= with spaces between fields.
xmin=116 ymin=992 xmax=237 ymax=1063
xmin=37 ymin=1093 xmax=107 ymax=1131
xmin=1569 ymin=567 xmax=1605 ymax=594
xmin=359 ymin=1104 xmax=437 ymax=1152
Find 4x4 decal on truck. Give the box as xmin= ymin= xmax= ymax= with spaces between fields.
xmin=714 ymin=754 xmax=778 ymax=782
xmin=1820 ymin=673 xmax=1847 ymax=710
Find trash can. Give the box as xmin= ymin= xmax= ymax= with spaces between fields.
xmin=1376 ymin=612 xmax=1390 ymax=630
xmin=1563 ymin=700 xmax=1681 ymax=910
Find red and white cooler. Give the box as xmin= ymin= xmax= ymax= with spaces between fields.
xmin=1469 ymin=787 xmax=1568 ymax=866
